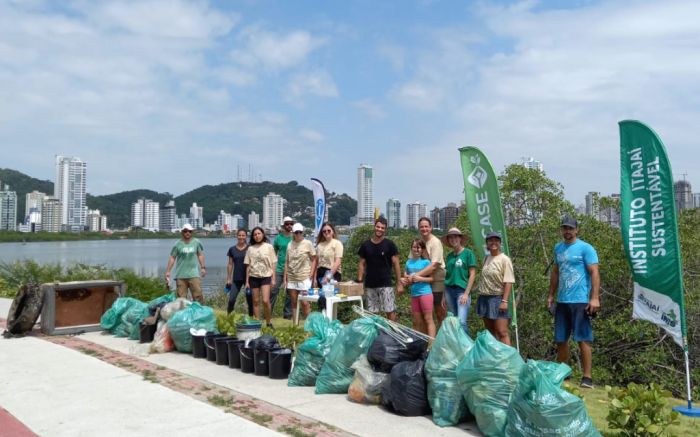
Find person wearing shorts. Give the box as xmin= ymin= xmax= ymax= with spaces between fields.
xmin=284 ymin=223 xmax=315 ymax=320
xmin=357 ymin=217 xmax=404 ymax=321
xmin=476 ymin=231 xmax=515 ymax=346
xmin=547 ymin=216 xmax=600 ymax=388
xmin=226 ymin=229 xmax=253 ymax=316
xmin=402 ymin=239 xmax=435 ymax=337
xmin=418 ymin=217 xmax=447 ymax=328
xmin=244 ymin=227 xmax=277 ymax=328
xmin=165 ymin=223 xmax=205 ymax=304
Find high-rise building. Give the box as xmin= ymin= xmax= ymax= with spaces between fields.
xmin=600 ymin=194 xmax=621 ymax=228
xmin=87 ymin=209 xmax=108 ymax=232
xmin=248 ymin=211 xmax=260 ymax=230
xmin=54 ymin=155 xmax=87 ymax=232
xmin=190 ymin=203 xmax=203 ymax=229
xmin=0 ymin=185 xmax=18 ymax=231
xmin=430 ymin=207 xmax=441 ymax=230
xmin=585 ymin=192 xmax=600 ymax=218
xmin=521 ymin=156 xmax=544 ymax=172
xmin=41 ymin=197 xmax=62 ymax=233
xmin=159 ymin=200 xmax=177 ymax=233
xmin=357 ymin=164 xmax=374 ymax=226
xmin=386 ymin=198 xmax=401 ymax=228
xmin=694 ymin=193 xmax=700 ymax=209
xmin=262 ymin=193 xmax=284 ymax=231
xmin=218 ymin=210 xmax=235 ymax=233
xmin=25 ymin=191 xmax=46 ymax=218
xmin=440 ymin=202 xmax=459 ymax=230
xmin=674 ymin=180 xmax=693 ymax=211
xmin=232 ymin=214 xmax=245 ymax=231
xmin=175 ymin=214 xmax=189 ymax=230
xmin=131 ymin=198 xmax=160 ymax=231
xmin=406 ymin=201 xmax=427 ymax=229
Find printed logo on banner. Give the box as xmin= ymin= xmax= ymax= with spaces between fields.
xmin=467 ymin=155 xmax=488 ymax=189
xmin=315 ymin=198 xmax=324 ymax=227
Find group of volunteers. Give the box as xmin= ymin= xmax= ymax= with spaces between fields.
xmin=165 ymin=214 xmax=601 ymax=388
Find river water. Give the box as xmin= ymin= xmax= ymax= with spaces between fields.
xmin=0 ymin=238 xmax=241 ymax=294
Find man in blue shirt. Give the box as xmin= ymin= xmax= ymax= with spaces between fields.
xmin=547 ymin=216 xmax=600 ymax=388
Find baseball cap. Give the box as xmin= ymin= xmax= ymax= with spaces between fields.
xmin=485 ymin=231 xmax=502 ymax=240
xmin=292 ymin=223 xmax=304 ymax=233
xmin=560 ymin=215 xmax=578 ymax=228
xmin=181 ymin=223 xmax=194 ymax=232
xmin=283 ymin=216 xmax=295 ymax=224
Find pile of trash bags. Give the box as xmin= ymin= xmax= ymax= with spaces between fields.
xmin=100 ymin=297 xmax=149 ymax=338
xmin=288 ymin=313 xmax=342 ymax=387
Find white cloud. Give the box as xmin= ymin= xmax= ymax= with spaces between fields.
xmin=232 ymin=27 xmax=324 ymax=71
xmin=352 ymin=99 xmax=386 ymax=119
xmin=299 ymin=129 xmax=325 ymax=143
xmin=285 ymin=70 xmax=339 ymax=105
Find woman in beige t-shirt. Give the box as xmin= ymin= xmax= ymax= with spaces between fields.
xmin=475 ymin=231 xmax=515 ymax=346
xmin=284 ymin=223 xmax=316 ymax=319
xmin=244 ymin=227 xmax=277 ymax=327
xmin=311 ymin=222 xmax=344 ymax=287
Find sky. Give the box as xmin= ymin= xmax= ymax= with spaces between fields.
xmin=2 ymin=0 xmax=700 ymax=218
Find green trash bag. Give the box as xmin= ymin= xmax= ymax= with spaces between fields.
xmin=288 ymin=313 xmax=343 ymax=387
xmin=123 ymin=301 xmax=150 ymax=340
xmin=425 ymin=316 xmax=475 ymax=427
xmin=100 ymin=297 xmax=140 ymax=333
xmin=456 ymin=330 xmax=525 ymax=437
xmin=166 ymin=302 xmax=217 ymax=353
xmin=505 ymin=360 xmax=601 ymax=436
xmin=148 ymin=292 xmax=176 ymax=308
xmin=315 ymin=316 xmax=382 ymax=394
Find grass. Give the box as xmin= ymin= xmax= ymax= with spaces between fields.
xmin=278 ymin=425 xmax=316 ymax=437
xmin=141 ymin=369 xmax=160 ymax=384
xmin=572 ymin=383 xmax=700 ymax=435
xmin=208 ymin=394 xmax=236 ymax=408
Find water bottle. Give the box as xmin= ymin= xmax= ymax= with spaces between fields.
xmin=331 ymin=279 xmax=338 ymax=296
xmin=323 ymin=270 xmax=332 ymax=285
xmin=308 ymin=287 xmax=314 ymax=296
xmin=245 ymin=287 xmax=252 ymax=296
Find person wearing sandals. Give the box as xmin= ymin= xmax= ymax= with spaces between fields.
xmin=244 ymin=227 xmax=277 ymax=328
xmin=284 ymin=223 xmax=315 ymax=320
xmin=226 ymin=229 xmax=254 ymax=316
xmin=476 ymin=231 xmax=514 ymax=345
xmin=441 ymin=227 xmax=477 ymax=334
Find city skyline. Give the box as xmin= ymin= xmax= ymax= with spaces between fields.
xmin=2 ymin=1 xmax=699 ymax=213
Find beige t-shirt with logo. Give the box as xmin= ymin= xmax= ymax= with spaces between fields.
xmin=316 ymin=239 xmax=344 ymax=272
xmin=244 ymin=242 xmax=277 ymax=278
xmin=477 ymin=253 xmax=515 ymax=296
xmin=286 ymin=239 xmax=315 ymax=282
xmin=424 ymin=234 xmax=446 ymax=283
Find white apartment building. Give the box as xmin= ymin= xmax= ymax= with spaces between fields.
xmin=248 ymin=211 xmax=260 ymax=230
xmin=357 ymin=164 xmax=374 ymax=225
xmin=406 ymin=201 xmax=427 ymax=229
xmin=262 ymin=193 xmax=284 ymax=231
xmin=0 ymin=186 xmax=17 ymax=231
xmin=55 ymin=155 xmax=87 ymax=232
xmin=159 ymin=200 xmax=177 ymax=233
xmin=131 ymin=198 xmax=160 ymax=231
xmin=87 ymin=209 xmax=108 ymax=232
xmin=190 ymin=203 xmax=203 ymax=229
xmin=41 ymin=197 xmax=63 ymax=233
xmin=386 ymin=198 xmax=401 ymax=228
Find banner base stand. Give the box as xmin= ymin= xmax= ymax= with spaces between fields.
xmin=673 ymin=404 xmax=700 ymax=418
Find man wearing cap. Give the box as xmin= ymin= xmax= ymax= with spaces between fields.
xmin=165 ymin=224 xmax=206 ymax=304
xmin=547 ymin=215 xmax=600 ymax=388
xmin=357 ymin=216 xmax=404 ymax=321
xmin=272 ymin=216 xmax=295 ymax=319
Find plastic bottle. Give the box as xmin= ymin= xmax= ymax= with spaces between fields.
xmin=331 ymin=279 xmax=339 ymax=296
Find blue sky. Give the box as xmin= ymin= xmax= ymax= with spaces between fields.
xmin=2 ymin=0 xmax=699 ymax=218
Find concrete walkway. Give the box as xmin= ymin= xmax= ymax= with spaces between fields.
xmin=0 ymin=297 xmax=481 ymax=436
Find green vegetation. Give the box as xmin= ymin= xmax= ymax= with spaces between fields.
xmin=605 ymin=383 xmax=680 ymax=436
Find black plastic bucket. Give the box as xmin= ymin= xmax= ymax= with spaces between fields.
xmin=254 ymin=348 xmax=270 ymax=376
xmin=205 ymin=333 xmax=226 ymax=362
xmin=227 ymin=340 xmax=245 ymax=369
xmin=215 ymin=336 xmax=236 ymax=365
xmin=192 ymin=333 xmax=207 ymax=358
xmin=240 ymin=346 xmax=255 ymax=373
xmin=139 ymin=323 xmax=157 ymax=343
xmin=268 ymin=348 xmax=293 ymax=379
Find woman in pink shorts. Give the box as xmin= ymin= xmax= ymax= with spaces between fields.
xmin=401 ymin=239 xmax=435 ymax=337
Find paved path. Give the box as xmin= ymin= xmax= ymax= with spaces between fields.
xmin=0 ymin=297 xmax=481 ymax=437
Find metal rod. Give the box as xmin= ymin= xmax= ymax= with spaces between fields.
xmin=684 ymin=338 xmax=693 ymax=410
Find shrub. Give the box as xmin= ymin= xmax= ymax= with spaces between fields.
xmin=606 ymin=383 xmax=681 ymax=436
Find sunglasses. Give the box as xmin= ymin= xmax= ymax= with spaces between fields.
xmin=322 ymin=229 xmax=333 ymax=233
xmin=284 ymin=222 xmax=294 ymax=226
xmin=293 ymin=231 xmax=303 ymax=234
xmin=182 ymin=230 xmax=192 ymax=233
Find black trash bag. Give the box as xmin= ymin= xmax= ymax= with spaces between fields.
xmin=386 ymin=359 xmax=431 ymax=416
xmin=367 ymin=330 xmax=428 ymax=373
xmin=249 ymin=334 xmax=280 ymax=351
xmin=381 ymin=372 xmax=394 ymax=411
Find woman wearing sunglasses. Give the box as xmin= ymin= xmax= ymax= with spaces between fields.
xmin=284 ymin=223 xmax=315 ymax=319
xmin=312 ymin=222 xmax=343 ymax=288
xmin=244 ymin=227 xmax=277 ymax=328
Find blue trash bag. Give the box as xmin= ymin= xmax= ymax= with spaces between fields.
xmin=148 ymin=292 xmax=176 ymax=309
xmin=456 ymin=330 xmax=525 ymax=437
xmin=288 ymin=312 xmax=343 ymax=387
xmin=119 ymin=301 xmax=150 ymax=339
xmin=166 ymin=302 xmax=217 ymax=353
xmin=505 ymin=360 xmax=601 ymax=436
xmin=100 ymin=297 xmax=140 ymax=333
xmin=425 ymin=316 xmax=475 ymax=427
xmin=315 ymin=316 xmax=382 ymax=394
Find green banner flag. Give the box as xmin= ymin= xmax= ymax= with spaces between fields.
xmin=619 ymin=120 xmax=685 ymax=347
xmin=459 ymin=146 xmax=516 ymax=327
